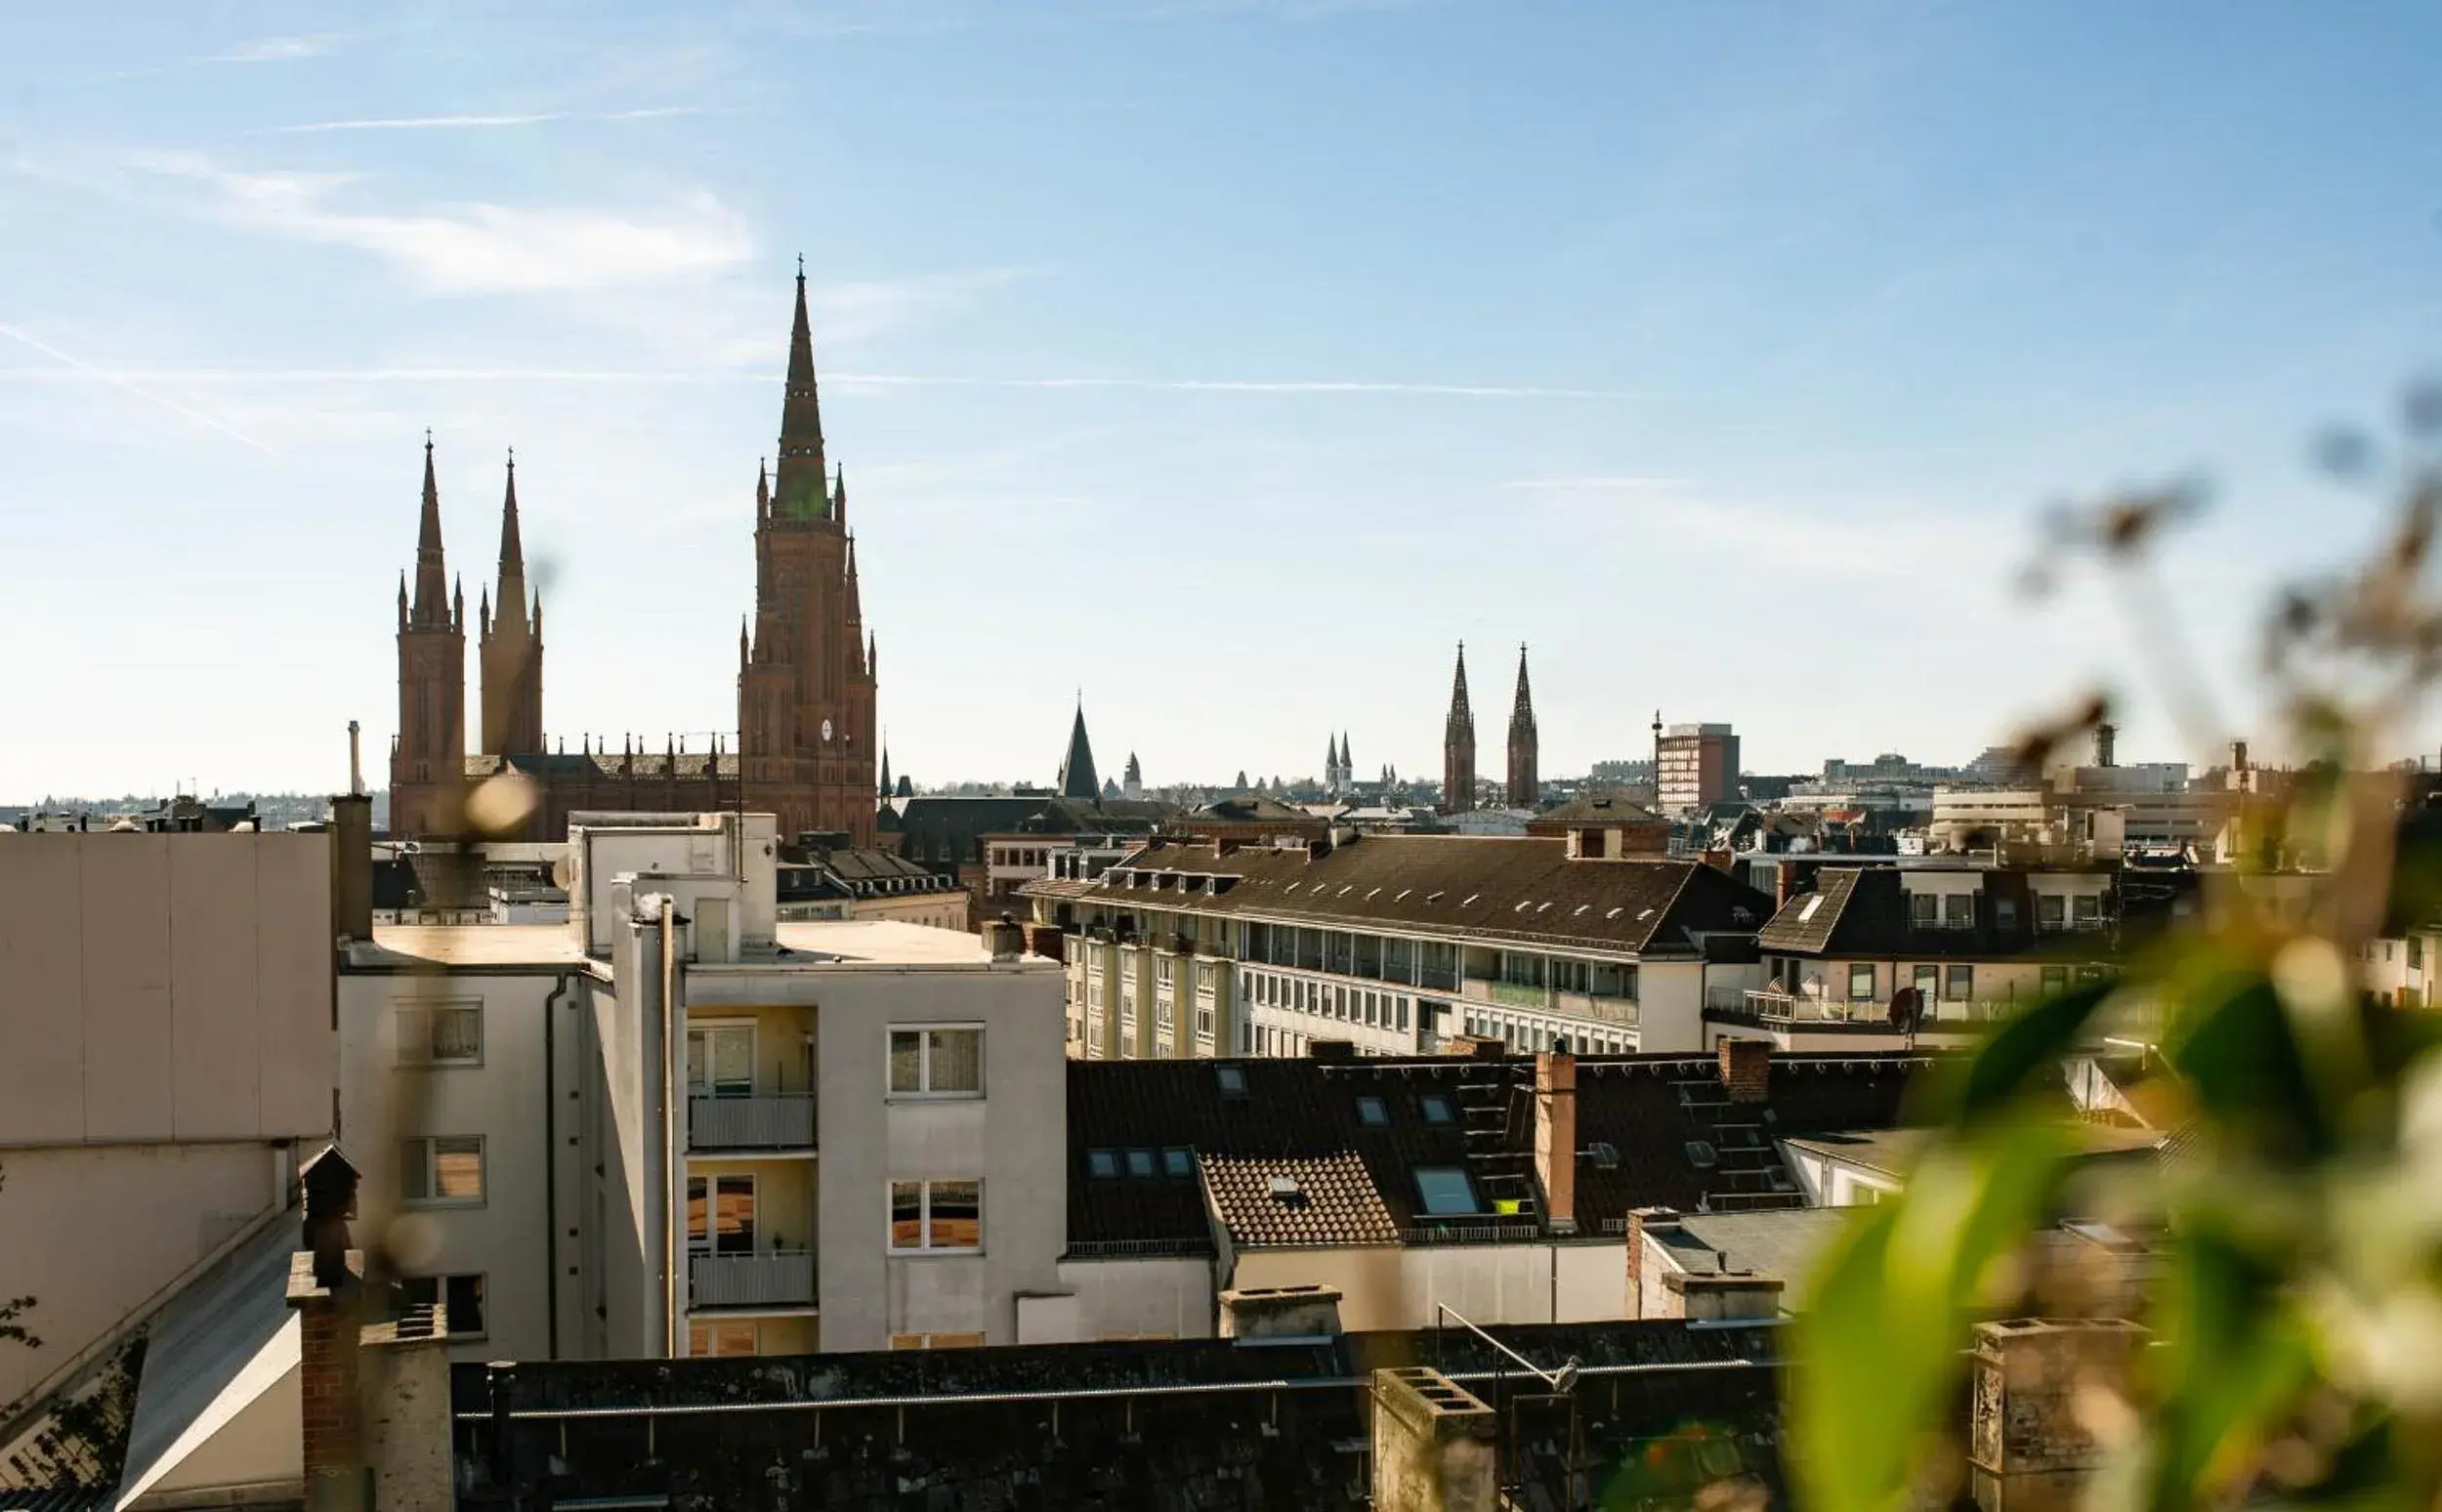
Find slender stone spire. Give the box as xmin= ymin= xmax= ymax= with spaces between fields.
xmin=494 ymin=449 xmax=527 ymax=633
xmin=411 ymin=434 xmax=449 ymax=625
xmin=772 ymin=258 xmax=830 ymax=523
xmin=1506 ymin=643 xmax=1538 ymax=809
xmin=755 ymin=458 xmax=770 ymax=522
xmin=834 ymin=462 xmax=847 ymax=527
xmin=1058 ymin=700 xmax=1100 ymax=801
xmin=1443 ymin=641 xmax=1477 ymax=814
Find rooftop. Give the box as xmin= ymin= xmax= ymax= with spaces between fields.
xmin=349 ymin=918 xmax=1034 ymax=972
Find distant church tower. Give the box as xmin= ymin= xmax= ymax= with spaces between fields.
xmin=1506 ymin=643 xmax=1538 ymax=809
xmin=1442 ymin=641 xmax=1476 ymax=814
xmin=737 ymin=266 xmax=879 ymax=845
xmin=1058 ymin=702 xmax=1100 ymax=801
xmin=478 ymin=451 xmax=544 ymax=758
xmin=390 ymin=438 xmax=467 ymax=837
xmin=1123 ymin=751 xmax=1143 ymax=802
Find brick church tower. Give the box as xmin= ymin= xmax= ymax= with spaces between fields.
xmin=1442 ymin=642 xmax=1476 ymax=815
xmin=1506 ymin=643 xmax=1538 ymax=809
xmin=738 ymin=267 xmax=879 ymax=845
xmin=478 ymin=452 xmax=544 ymax=759
xmin=390 ymin=439 xmax=467 ymax=837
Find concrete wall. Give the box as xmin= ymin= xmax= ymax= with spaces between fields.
xmin=1783 ymin=1143 xmax=1902 ymax=1206
xmin=0 ymin=833 xmax=333 ymax=1147
xmin=1225 ymin=1239 xmax=1628 ymax=1333
xmin=573 ymin=816 xmax=778 ymax=957
xmin=1047 ymin=1256 xmax=1216 ymax=1340
xmin=0 ymin=1144 xmax=283 ymax=1407
xmin=849 ymin=892 xmax=970 ymax=932
xmin=336 ymin=969 xmax=571 ymax=1365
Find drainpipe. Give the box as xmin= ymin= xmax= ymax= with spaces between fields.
xmin=542 ymin=971 xmax=575 ymax=1360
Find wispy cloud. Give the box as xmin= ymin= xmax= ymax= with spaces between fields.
xmin=205 ymin=34 xmax=343 ymax=64
xmin=0 ymin=324 xmax=279 ymax=453
xmin=262 ymin=105 xmax=726 ymax=135
xmin=832 ymin=374 xmax=1649 ymax=399
xmin=126 ymin=151 xmax=753 ymax=293
xmin=1504 ymin=476 xmax=1692 ymax=491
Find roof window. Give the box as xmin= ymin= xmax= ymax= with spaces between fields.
xmin=1267 ymin=1174 xmax=1306 ymax=1204
xmin=1585 ymin=1141 xmax=1621 ymax=1169
xmin=1797 ymin=895 xmax=1825 ymax=922
xmin=1460 ymin=894 xmax=1479 ymax=907
xmin=1606 ymin=907 xmax=1623 ymax=920
xmin=1574 ymin=904 xmax=1590 ymax=916
xmin=1356 ymin=1095 xmax=1388 ymax=1126
xmin=1162 ymin=1147 xmax=1194 ymax=1178
xmin=1125 ymin=1149 xmax=1157 ymax=1179
xmin=1396 ymin=890 xmax=1412 ymax=903
xmin=1087 ymin=1149 xmax=1118 ymax=1179
xmin=1216 ymin=1065 xmax=1248 ymax=1096
xmin=1685 ymin=1141 xmax=1719 ymax=1168
xmin=1414 ymin=1167 xmax=1478 ymax=1216
xmin=1514 ymin=901 xmax=1532 ymax=913
xmin=1419 ymin=1094 xmax=1454 ymax=1125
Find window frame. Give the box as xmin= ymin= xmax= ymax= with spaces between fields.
xmin=395 ymin=999 xmax=484 ymax=1068
xmin=1846 ymin=962 xmax=1876 ymax=1002
xmin=687 ymin=1021 xmax=757 ymax=1099
xmin=398 ymin=1272 xmax=486 ymax=1339
xmin=400 ymin=1135 xmax=485 ymax=1207
xmin=1355 ymin=1095 xmax=1389 ymax=1126
xmin=1413 ymin=1166 xmax=1479 ymax=1217
xmin=888 ymin=1024 xmax=986 ymax=1099
xmin=887 ymin=1177 xmax=985 ymax=1255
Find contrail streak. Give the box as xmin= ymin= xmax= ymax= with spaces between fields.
xmin=0 ymin=324 xmax=281 ymax=454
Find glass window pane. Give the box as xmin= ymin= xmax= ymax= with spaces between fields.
xmin=927 ymin=1028 xmax=982 ymax=1092
xmin=1125 ymin=1149 xmax=1155 ymax=1178
xmin=401 ymin=1140 xmax=430 ymax=1201
xmin=687 ymin=1176 xmax=709 ymax=1243
xmin=1087 ymin=1150 xmax=1117 ymax=1179
xmin=710 ymin=1029 xmax=753 ymax=1094
xmin=715 ymin=1175 xmax=756 ymax=1253
xmin=1947 ymin=964 xmax=1975 ymax=1001
xmin=889 ymin=1031 xmax=922 ymax=1093
xmin=445 ymin=1274 xmax=485 ymax=1336
xmin=397 ymin=1008 xmax=431 ymax=1063
xmin=928 ymin=1180 xmax=981 ymax=1249
xmin=890 ymin=1181 xmax=923 ymax=1248
xmin=1162 ymin=1148 xmax=1193 ymax=1178
xmin=1356 ymin=1096 xmax=1388 ymax=1126
xmin=433 ymin=1007 xmax=481 ymax=1062
xmin=1415 ymin=1168 xmax=1476 ymax=1215
xmin=432 ymin=1137 xmax=483 ymax=1200
xmin=1420 ymin=1095 xmax=1453 ymax=1125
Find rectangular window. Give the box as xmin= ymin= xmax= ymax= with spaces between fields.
xmin=889 ymin=1027 xmax=983 ymax=1096
xmin=2414 ymin=937 xmax=2426 ymax=971
xmin=2039 ymin=894 xmax=2066 ymax=930
xmin=400 ymin=1136 xmax=484 ymax=1205
xmin=888 ymin=1178 xmax=983 ymax=1253
xmin=1910 ymin=893 xmax=1937 ymax=929
xmin=2072 ymin=894 xmax=2102 ymax=926
xmin=1912 ymin=964 xmax=1938 ymax=1005
xmin=2041 ymin=965 xmax=2069 ymax=995
xmin=1847 ymin=963 xmax=1876 ymax=1002
xmin=1944 ymin=894 xmax=1974 ymax=930
xmin=398 ymin=1273 xmax=485 ymax=1338
xmin=396 ymin=1002 xmax=483 ymax=1066
xmin=687 ymin=1024 xmax=755 ymax=1098
xmin=890 ymin=1332 xmax=986 ymax=1350
xmin=1414 ymin=1167 xmax=1478 ymax=1216
xmin=1946 ymin=963 xmax=1975 ymax=1001
xmin=687 ymin=1174 xmax=757 ymax=1254
xmin=691 ymin=1320 xmax=759 ymax=1357
xmin=1994 ymin=897 xmax=2018 ymax=931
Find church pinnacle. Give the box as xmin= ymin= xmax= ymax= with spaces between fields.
xmin=772 ymin=258 xmax=830 ymax=523
xmin=411 ymin=434 xmax=450 ymax=626
xmin=1505 ymin=643 xmax=1537 ymax=808
xmin=1442 ymin=641 xmax=1476 ymax=814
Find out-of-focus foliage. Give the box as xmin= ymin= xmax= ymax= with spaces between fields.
xmin=1794 ymin=396 xmax=2442 ymax=1512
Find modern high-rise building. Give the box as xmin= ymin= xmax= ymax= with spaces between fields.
xmin=1656 ymin=722 xmax=1741 ymax=816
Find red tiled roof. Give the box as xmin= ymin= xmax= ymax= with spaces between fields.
xmin=1199 ymin=1151 xmax=1398 ymax=1247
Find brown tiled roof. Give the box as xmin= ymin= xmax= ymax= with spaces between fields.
xmin=1199 ymin=1152 xmax=1398 ymax=1247
xmin=1534 ymin=790 xmax=1665 ymax=825
xmin=1030 ymin=833 xmax=1774 ymax=957
xmin=1755 ymin=867 xmax=1859 ymax=952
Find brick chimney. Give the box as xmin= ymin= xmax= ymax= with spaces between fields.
xmin=983 ymin=913 xmax=1023 ymax=961
xmin=289 ymin=1146 xmax=367 ymax=1507
xmin=1719 ymin=1037 xmax=1771 ymax=1104
xmin=1968 ymin=1320 xmax=2146 ymax=1512
xmin=1625 ymin=1205 xmax=1680 ymax=1318
xmin=1371 ymin=1366 xmax=1496 ymax=1512
xmin=1219 ymin=1283 xmax=1344 ymax=1343
xmin=1534 ymin=1051 xmax=1578 ymax=1235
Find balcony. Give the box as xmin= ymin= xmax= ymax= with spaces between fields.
xmin=1712 ymin=989 xmax=2007 ymax=1033
xmin=690 ymin=1249 xmax=817 ymax=1310
xmin=1459 ymin=977 xmax=1639 ymax=1028
xmin=688 ymin=1093 xmax=817 ymax=1153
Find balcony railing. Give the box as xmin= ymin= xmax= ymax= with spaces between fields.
xmin=690 ymin=1249 xmax=816 ymax=1309
xmin=689 ymin=1093 xmax=817 ymax=1152
xmin=1458 ymin=977 xmax=1640 ymax=1027
xmin=1712 ymin=989 xmax=2011 ymax=1031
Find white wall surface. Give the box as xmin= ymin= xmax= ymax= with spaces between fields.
xmin=1224 ymin=1240 xmax=1630 ymax=1333
xmin=1048 ymin=1257 xmax=1216 ymax=1340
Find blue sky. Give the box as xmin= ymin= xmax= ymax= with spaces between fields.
xmin=4 ymin=2 xmax=2439 ymax=800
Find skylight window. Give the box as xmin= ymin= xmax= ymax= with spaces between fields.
xmin=1366 ymin=888 xmax=1381 ymax=901
xmin=1426 ymin=891 xmax=1445 ymax=903
xmin=1216 ymin=1065 xmax=1248 ymax=1096
xmin=1267 ymin=1174 xmax=1306 ymax=1203
xmin=1126 ymin=1149 xmax=1157 ymax=1179
xmin=1460 ymin=894 xmax=1479 ymax=907
xmin=1162 ymin=1148 xmax=1194 ymax=1178
xmin=1606 ymin=907 xmax=1623 ymax=920
xmin=1585 ymin=1141 xmax=1621 ymax=1169
xmin=1685 ymin=1141 xmax=1719 ymax=1169
xmin=1356 ymin=1096 xmax=1388 ymax=1126
xmin=1574 ymin=904 xmax=1590 ymax=915
xmin=1414 ymin=1167 xmax=1477 ymax=1216
xmin=1396 ymin=890 xmax=1411 ymax=903
xmin=1087 ymin=1149 xmax=1118 ymax=1179
xmin=1537 ymin=903 xmax=1553 ymax=913
xmin=1797 ymin=895 xmax=1825 ymax=923
xmin=1419 ymin=1095 xmax=1453 ymax=1125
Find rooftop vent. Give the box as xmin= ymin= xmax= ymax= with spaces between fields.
xmin=1266 ymin=1174 xmax=1306 ymax=1203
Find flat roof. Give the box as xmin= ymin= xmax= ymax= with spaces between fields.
xmin=352 ymin=925 xmax=591 ymax=970
xmin=771 ymin=919 xmax=1026 ymax=966
xmin=350 ymin=919 xmax=1031 ymax=971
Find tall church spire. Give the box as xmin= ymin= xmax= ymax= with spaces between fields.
xmin=411 ymin=434 xmax=449 ymax=625
xmin=1058 ymin=700 xmax=1100 ymax=801
xmin=772 ymin=258 xmax=830 ymax=523
xmin=1442 ymin=641 xmax=1476 ymax=815
xmin=480 ymin=448 xmax=544 ymax=756
xmin=494 ymin=449 xmax=528 ymax=634
xmin=1505 ymin=643 xmax=1538 ymax=809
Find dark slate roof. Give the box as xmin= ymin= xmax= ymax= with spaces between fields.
xmin=453 ymin=1320 xmax=1787 ymax=1512
xmin=1754 ymin=867 xmax=1859 ymax=952
xmin=465 ymin=751 xmax=740 ymax=780
xmin=1200 ymin=1151 xmax=1399 ymax=1246
xmin=1013 ymin=796 xmax=1171 ymax=834
xmin=1032 ymin=833 xmax=1776 ymax=957
xmin=1535 ymin=790 xmax=1665 ymax=825
xmin=1754 ymin=865 xmax=2137 ymax=961
xmin=886 ymin=795 xmax=1059 ymax=864
xmin=1057 ymin=706 xmax=1099 ymax=800
xmin=1184 ymin=794 xmax=1318 ymax=824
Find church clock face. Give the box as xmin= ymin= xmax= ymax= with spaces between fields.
xmin=821 ymin=718 xmax=834 ymax=741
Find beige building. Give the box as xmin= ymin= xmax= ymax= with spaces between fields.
xmin=0 ymin=829 xmax=336 ymax=1462
xmin=336 ymin=811 xmax=1067 ymax=1364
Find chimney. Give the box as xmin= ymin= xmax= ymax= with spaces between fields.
xmin=1219 ymin=1283 xmax=1344 ymax=1343
xmin=1718 ymin=1037 xmax=1771 ymax=1104
xmin=1020 ymin=921 xmax=1066 ymax=963
xmin=1371 ymin=1366 xmax=1497 ymax=1512
xmin=2094 ymin=723 xmax=2117 ymax=769
xmin=983 ymin=913 xmax=1023 ymax=962
xmin=1968 ymin=1320 xmax=2146 ymax=1512
xmin=1625 ymin=1205 xmax=1680 ymax=1318
xmin=2230 ymin=739 xmax=2249 ymax=774
xmin=358 ymin=1308 xmax=453 ymax=1512
xmin=330 ymin=792 xmax=373 ymax=945
xmin=289 ymin=1147 xmax=367 ymax=1505
xmin=1534 ymin=1051 xmax=1578 ymax=1234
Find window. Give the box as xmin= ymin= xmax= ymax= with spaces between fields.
xmin=2415 ymin=937 xmax=2426 ymax=971
xmin=690 ymin=1320 xmax=758 ymax=1357
xmin=1847 ymin=963 xmax=1876 ymax=1002
xmin=1944 ymin=894 xmax=1974 ymax=930
xmin=1910 ymin=893 xmax=1938 ymax=929
xmin=687 ymin=1174 xmax=757 ymax=1254
xmin=1087 ymin=1150 xmax=1118 ymax=1179
xmin=398 ymin=1273 xmax=484 ymax=1337
xmin=1413 ymin=1167 xmax=1478 ymax=1216
xmin=400 ymin=1136 xmax=484 ymax=1205
xmin=889 ymin=1178 xmax=983 ymax=1252
xmin=396 ymin=1002 xmax=482 ymax=1066
xmin=1419 ymin=1095 xmax=1453 ymax=1124
xmin=2073 ymin=894 xmax=2102 ymax=926
xmin=1355 ymin=1096 xmax=1388 ymax=1126
xmin=1912 ymin=964 xmax=1938 ymax=1006
xmin=1125 ymin=1149 xmax=1156 ymax=1178
xmin=1162 ymin=1147 xmax=1194 ymax=1178
xmin=1994 ymin=897 xmax=2019 ymax=931
xmin=1216 ymin=1065 xmax=1247 ymax=1095
xmin=889 ymin=1027 xmax=983 ymax=1096
xmin=687 ymin=1024 xmax=754 ymax=1097
xmin=2041 ymin=965 xmax=2069 ymax=995
xmin=1946 ymin=963 xmax=1975 ymax=1001
xmin=2039 ymin=894 xmax=2066 ymax=930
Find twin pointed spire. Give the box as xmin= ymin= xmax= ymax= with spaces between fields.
xmin=491 ymin=447 xmax=530 ymax=637
xmin=1509 ymin=643 xmax=1536 ymax=737
xmin=1446 ymin=641 xmax=1474 ymax=729
xmin=410 ymin=432 xmax=451 ymax=627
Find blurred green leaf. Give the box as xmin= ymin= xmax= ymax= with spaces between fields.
xmin=2145 ymin=1220 xmax=2316 ymax=1505
xmin=2162 ymin=966 xmax=2334 ymax=1163
xmin=1950 ymin=980 xmax=2113 ymax=1126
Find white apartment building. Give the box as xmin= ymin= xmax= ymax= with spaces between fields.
xmin=336 ymin=811 xmax=1068 ymax=1364
xmin=1024 ymin=831 xmax=1779 ymax=1061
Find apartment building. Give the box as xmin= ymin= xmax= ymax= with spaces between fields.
xmin=1023 ymin=829 xmax=1778 ymax=1061
xmin=1656 ymin=723 xmax=1740 ymax=817
xmin=336 ymin=811 xmax=1067 ymax=1364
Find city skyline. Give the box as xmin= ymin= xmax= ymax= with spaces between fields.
xmin=7 ymin=3 xmax=2441 ymax=797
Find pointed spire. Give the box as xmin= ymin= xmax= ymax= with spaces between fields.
xmin=755 ymin=458 xmax=770 ymax=522
xmin=867 ymin=630 xmax=877 ymax=680
xmin=1058 ymin=698 xmax=1100 ymax=801
xmin=397 ymin=569 xmax=408 ymax=628
xmin=773 ymin=261 xmax=829 ymax=522
xmin=1448 ymin=641 xmax=1473 ymax=725
xmin=1510 ymin=644 xmax=1536 ymax=731
xmin=833 ymin=462 xmax=847 ymax=527
xmin=410 ymin=433 xmax=450 ymax=625
xmin=880 ymin=744 xmax=894 ymax=797
xmin=492 ymin=447 xmax=528 ymax=634
xmin=451 ymin=573 xmax=463 ymax=631
xmin=739 ymin=615 xmax=750 ymax=671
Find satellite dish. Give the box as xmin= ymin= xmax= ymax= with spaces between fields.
xmin=552 ymin=853 xmax=576 ymax=891
xmin=1888 ymin=986 xmax=1922 ymax=1029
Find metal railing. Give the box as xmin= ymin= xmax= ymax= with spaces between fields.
xmin=688 ymin=1093 xmax=816 ymax=1151
xmin=1399 ymin=1223 xmax=1543 ymax=1245
xmin=690 ymin=1249 xmax=817 ymax=1309
xmin=1064 ymin=1238 xmax=1216 ymax=1260
xmin=1714 ymin=989 xmax=2012 ymax=1029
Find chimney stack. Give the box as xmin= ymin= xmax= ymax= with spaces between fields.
xmin=1534 ymin=1051 xmax=1578 ymax=1234
xmin=330 ymin=792 xmax=373 ymax=945
xmin=1719 ymin=1038 xmax=1771 ymax=1104
xmin=290 ymin=1147 xmax=367 ymax=1506
xmin=2094 ymin=723 xmax=2117 ymax=769
xmin=1625 ymin=1205 xmax=1680 ymax=1318
xmin=983 ymin=913 xmax=1023 ymax=962
xmin=1371 ymin=1367 xmax=1497 ymax=1512
xmin=1968 ymin=1320 xmax=2146 ymax=1512
xmin=2230 ymin=739 xmax=2249 ymax=774
xmin=1219 ymin=1283 xmax=1344 ymax=1343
